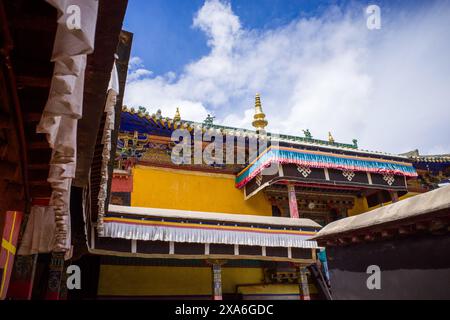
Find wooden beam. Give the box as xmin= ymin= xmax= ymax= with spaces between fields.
xmin=28 ymin=140 xmax=49 ymax=150
xmin=16 ymin=75 xmax=51 ymax=89
xmin=23 ymin=113 xmax=42 ymax=123
xmin=430 ymin=219 xmax=446 ymax=232
xmin=0 ymin=114 xmax=10 ymax=128
xmin=415 ymin=222 xmax=428 ymax=231
xmin=0 ymin=139 xmax=7 ymax=154
xmin=3 ymin=182 xmax=23 ymax=199
xmin=364 ymin=234 xmax=375 ymax=241
xmin=30 ymin=185 xmax=52 ymax=198
xmin=0 ymin=160 xmax=18 ymax=180
xmin=381 ymin=230 xmax=393 ymax=238
xmin=28 ymin=163 xmax=50 ymax=170
xmin=28 ymin=180 xmax=50 ymax=186
xmin=398 ymin=226 xmax=411 ymax=235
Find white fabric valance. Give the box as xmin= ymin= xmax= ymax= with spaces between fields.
xmin=103 ymin=222 xmax=319 ymax=249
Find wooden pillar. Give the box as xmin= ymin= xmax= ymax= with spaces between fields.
xmin=390 ymin=191 xmax=399 ymax=203
xmin=212 ymin=263 xmax=222 ymax=300
xmin=45 ymin=252 xmax=65 ymax=300
xmin=287 ymin=183 xmax=299 ymax=219
xmin=208 ymin=260 xmax=226 ymax=300
xmin=0 ymin=211 xmax=23 ymax=300
xmin=339 ymin=208 xmax=348 ymax=219
xmin=297 ymin=266 xmax=311 ymax=300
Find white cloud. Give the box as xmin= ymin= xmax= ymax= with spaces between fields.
xmin=127 ymin=68 xmax=153 ymax=82
xmin=129 ymin=56 xmax=144 ymax=68
xmin=124 ymin=0 xmax=450 ymax=154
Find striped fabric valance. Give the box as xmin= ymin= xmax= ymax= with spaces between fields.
xmin=102 ymin=216 xmax=318 ymax=249
xmin=236 ymin=146 xmax=417 ymax=188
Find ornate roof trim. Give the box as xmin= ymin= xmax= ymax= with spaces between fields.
xmin=120 ymin=107 xmax=410 ymax=160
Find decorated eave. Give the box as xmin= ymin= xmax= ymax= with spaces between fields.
xmin=411 ymin=155 xmax=450 ymax=174
xmin=412 ymin=155 xmax=450 ymax=163
xmin=313 ymin=185 xmax=450 ymax=246
xmin=237 ymin=145 xmax=417 ymax=198
xmin=119 ymin=106 xmax=413 ymax=160
xmin=87 ymin=204 xmax=321 ymax=263
xmin=402 ymin=150 xmax=450 ymax=174
xmin=402 ymin=149 xmax=450 ymax=163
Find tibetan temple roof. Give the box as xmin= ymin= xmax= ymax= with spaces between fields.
xmin=119 ymin=106 xmax=412 ymax=161
xmin=411 ymin=155 xmax=450 ymax=164
xmin=401 ymin=149 xmax=450 ymax=174
xmin=402 ymin=149 xmax=450 ymax=163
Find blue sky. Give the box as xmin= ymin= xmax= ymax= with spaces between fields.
xmin=123 ymin=0 xmax=426 ymax=76
xmin=123 ymin=0 xmax=329 ymax=75
xmin=123 ymin=0 xmax=375 ymax=76
xmin=123 ymin=0 xmax=450 ymax=154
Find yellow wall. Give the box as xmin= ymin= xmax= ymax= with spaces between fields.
xmin=348 ymin=192 xmax=420 ymax=216
xmin=369 ymin=191 xmax=419 ymax=210
xmin=99 ymin=266 xmax=211 ymax=296
xmin=131 ymin=165 xmax=272 ymax=216
xmin=98 ymin=265 xmax=317 ymax=297
xmin=348 ymin=196 xmax=369 ymax=216
xmin=98 ymin=265 xmax=264 ymax=296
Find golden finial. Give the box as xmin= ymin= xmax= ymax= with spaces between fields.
xmin=328 ymin=131 xmax=335 ymax=143
xmin=173 ymin=107 xmax=181 ymax=122
xmin=252 ymin=93 xmax=268 ymax=131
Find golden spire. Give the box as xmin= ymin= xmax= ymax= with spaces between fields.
xmin=252 ymin=93 xmax=268 ymax=131
xmin=328 ymin=131 xmax=335 ymax=143
xmin=173 ymin=107 xmax=181 ymax=122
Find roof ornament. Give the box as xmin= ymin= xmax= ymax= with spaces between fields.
xmin=155 ymin=109 xmax=162 ymax=120
xmin=352 ymin=139 xmax=358 ymax=148
xmin=303 ymin=129 xmax=312 ymax=139
xmin=328 ymin=131 xmax=335 ymax=143
xmin=203 ymin=114 xmax=215 ymax=127
xmin=252 ymin=93 xmax=268 ymax=132
xmin=138 ymin=106 xmax=146 ymax=117
xmin=173 ymin=107 xmax=181 ymax=122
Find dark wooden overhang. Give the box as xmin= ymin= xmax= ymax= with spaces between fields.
xmin=1 ymin=0 xmax=128 ymax=257
xmin=313 ymin=185 xmax=450 ymax=247
xmin=1 ymin=0 xmax=128 ymax=200
xmin=1 ymin=0 xmax=58 ymax=212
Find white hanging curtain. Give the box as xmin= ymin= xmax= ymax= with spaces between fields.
xmin=37 ymin=0 xmax=99 ymax=253
xmin=18 ymin=206 xmax=56 ymax=255
xmin=97 ymin=62 xmax=120 ymax=236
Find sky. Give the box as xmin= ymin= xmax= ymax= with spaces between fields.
xmin=123 ymin=0 xmax=450 ymax=155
